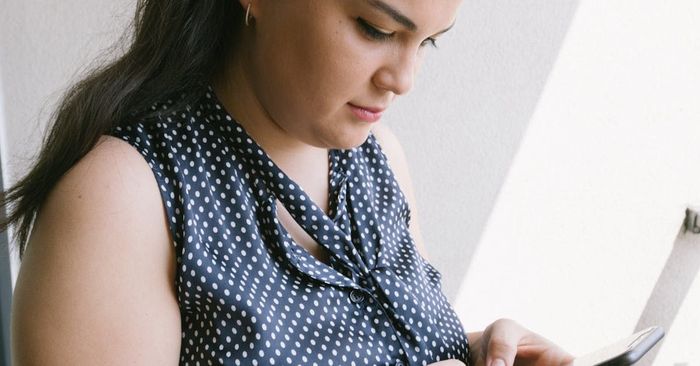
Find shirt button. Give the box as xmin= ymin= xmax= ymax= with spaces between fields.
xmin=395 ymin=361 xmax=405 ymax=366
xmin=349 ymin=289 xmax=366 ymax=303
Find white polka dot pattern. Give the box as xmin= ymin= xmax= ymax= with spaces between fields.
xmin=111 ymin=88 xmax=471 ymax=365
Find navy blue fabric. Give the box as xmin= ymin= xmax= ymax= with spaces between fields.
xmin=111 ymin=88 xmax=471 ymax=366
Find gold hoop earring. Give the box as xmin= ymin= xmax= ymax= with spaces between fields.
xmin=245 ymin=2 xmax=253 ymax=26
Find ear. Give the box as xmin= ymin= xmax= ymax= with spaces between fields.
xmin=237 ymin=0 xmax=261 ymax=20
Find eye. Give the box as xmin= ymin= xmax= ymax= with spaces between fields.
xmin=356 ymin=18 xmax=394 ymax=41
xmin=356 ymin=17 xmax=439 ymax=49
xmin=421 ymin=38 xmax=438 ymax=48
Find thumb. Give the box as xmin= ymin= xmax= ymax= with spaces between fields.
xmin=482 ymin=320 xmax=521 ymax=366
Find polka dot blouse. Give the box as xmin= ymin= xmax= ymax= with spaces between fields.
xmin=111 ymin=87 xmax=472 ymax=366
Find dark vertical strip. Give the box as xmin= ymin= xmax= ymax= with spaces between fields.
xmin=0 ymin=157 xmax=12 ymax=366
xmin=633 ymin=212 xmax=700 ymax=366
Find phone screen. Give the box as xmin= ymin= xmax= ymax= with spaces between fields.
xmin=572 ymin=326 xmax=664 ymax=366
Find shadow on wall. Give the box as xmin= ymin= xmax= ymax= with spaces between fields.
xmin=634 ymin=212 xmax=700 ymax=366
xmin=390 ymin=0 xmax=581 ymax=300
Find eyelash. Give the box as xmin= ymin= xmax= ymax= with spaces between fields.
xmin=356 ymin=18 xmax=438 ymax=49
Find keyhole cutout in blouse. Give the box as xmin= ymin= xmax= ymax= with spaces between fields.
xmin=272 ymin=153 xmax=334 ymax=266
xmin=275 ymin=200 xmax=332 ymax=265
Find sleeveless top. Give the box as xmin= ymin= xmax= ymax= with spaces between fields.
xmin=110 ymin=87 xmax=471 ymax=366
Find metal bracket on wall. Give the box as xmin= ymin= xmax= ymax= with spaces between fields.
xmin=683 ymin=206 xmax=700 ymax=234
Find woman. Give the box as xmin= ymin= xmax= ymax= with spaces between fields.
xmin=2 ymin=1 xmax=574 ymax=365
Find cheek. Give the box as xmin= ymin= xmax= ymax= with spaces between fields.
xmin=299 ymin=21 xmax=374 ymax=106
xmin=266 ymin=19 xmax=374 ymax=108
xmin=250 ymin=16 xmax=381 ymax=147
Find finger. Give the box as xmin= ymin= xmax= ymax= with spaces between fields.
xmin=483 ymin=319 xmax=524 ymax=366
xmin=426 ymin=360 xmax=466 ymax=366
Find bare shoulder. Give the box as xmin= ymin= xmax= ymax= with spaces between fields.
xmin=370 ymin=124 xmax=412 ymax=206
xmin=370 ymin=124 xmax=413 ymax=185
xmin=370 ymin=123 xmax=404 ymax=164
xmin=370 ymin=124 xmax=415 ymax=204
xmin=12 ymin=135 xmax=181 ymax=365
xmin=371 ymin=124 xmax=431 ymax=260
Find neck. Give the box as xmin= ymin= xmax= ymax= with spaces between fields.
xmin=211 ymin=40 xmax=327 ymax=163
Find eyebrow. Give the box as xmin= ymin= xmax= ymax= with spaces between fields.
xmin=366 ymin=0 xmax=417 ymax=31
xmin=366 ymin=0 xmax=455 ymax=36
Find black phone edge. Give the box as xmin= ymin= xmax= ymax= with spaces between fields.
xmin=598 ymin=326 xmax=665 ymax=366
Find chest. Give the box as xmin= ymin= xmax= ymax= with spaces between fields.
xmin=275 ymin=200 xmax=332 ymax=265
xmin=274 ymin=165 xmax=333 ymax=265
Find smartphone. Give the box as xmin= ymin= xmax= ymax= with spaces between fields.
xmin=572 ymin=326 xmax=665 ymax=366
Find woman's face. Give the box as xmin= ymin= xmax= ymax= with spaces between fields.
xmin=241 ymin=0 xmax=461 ymax=149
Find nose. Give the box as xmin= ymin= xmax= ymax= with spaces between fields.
xmin=372 ymin=49 xmax=418 ymax=96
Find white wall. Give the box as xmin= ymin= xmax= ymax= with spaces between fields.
xmin=2 ymin=0 xmax=698 ymax=364
xmin=0 ymin=0 xmax=133 ymax=184
xmin=451 ymin=1 xmax=700 ymax=364
xmin=385 ymin=0 xmax=580 ymax=299
xmin=0 ymin=0 xmax=134 ymax=284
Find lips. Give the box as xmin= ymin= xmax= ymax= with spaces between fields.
xmin=348 ymin=103 xmax=386 ymax=123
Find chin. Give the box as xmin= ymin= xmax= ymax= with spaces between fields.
xmin=336 ymin=130 xmax=372 ymax=150
xmin=316 ymin=124 xmax=373 ymax=149
xmin=322 ymin=136 xmax=367 ymax=150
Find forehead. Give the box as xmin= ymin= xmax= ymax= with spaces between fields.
xmin=358 ymin=0 xmax=462 ymax=30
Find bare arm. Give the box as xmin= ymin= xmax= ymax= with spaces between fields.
xmin=11 ymin=136 xmax=181 ymax=365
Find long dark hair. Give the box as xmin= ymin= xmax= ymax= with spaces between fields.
xmin=0 ymin=0 xmax=243 ymax=258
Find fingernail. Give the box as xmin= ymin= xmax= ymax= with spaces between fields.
xmin=490 ymin=359 xmax=506 ymax=366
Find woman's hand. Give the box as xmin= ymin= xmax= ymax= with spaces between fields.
xmin=428 ymin=360 xmax=467 ymax=365
xmin=468 ymin=319 xmax=574 ymax=366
